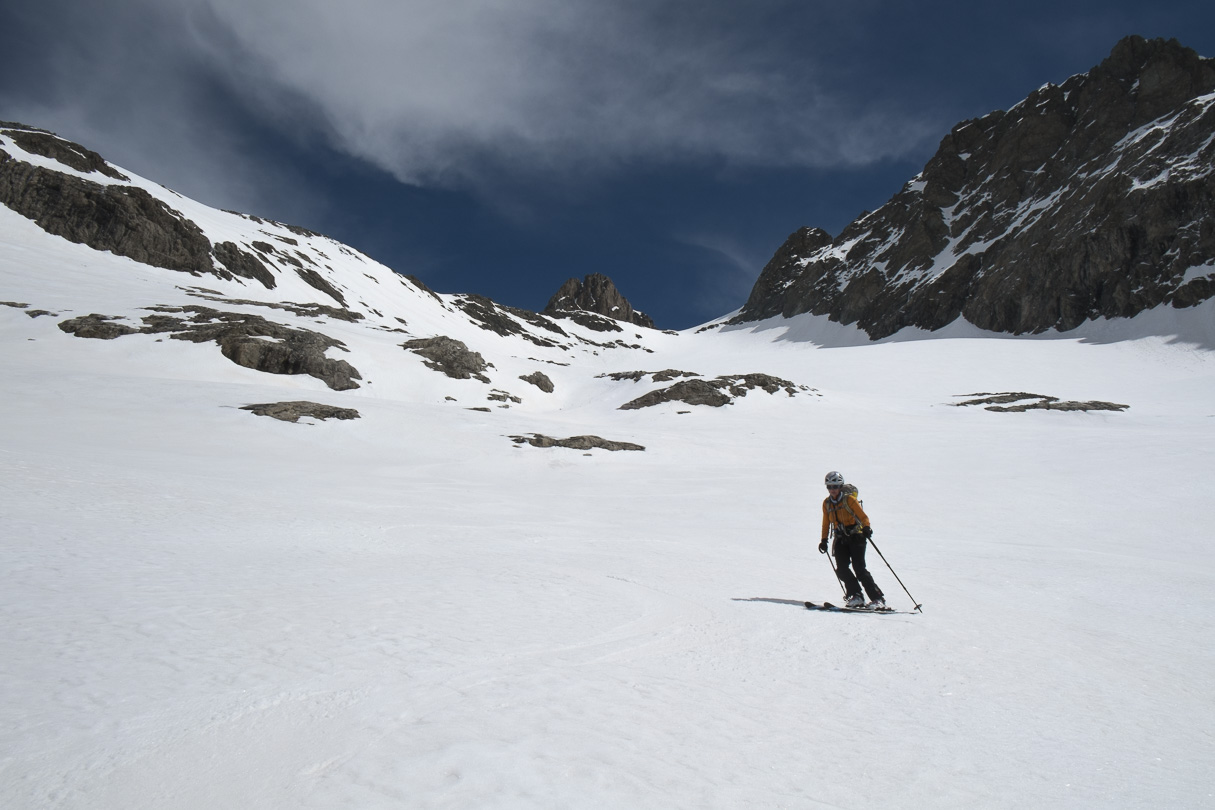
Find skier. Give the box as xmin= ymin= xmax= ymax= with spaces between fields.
xmin=818 ymin=471 xmax=886 ymax=609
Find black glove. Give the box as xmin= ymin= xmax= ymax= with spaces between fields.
xmin=818 ymin=539 xmax=828 ymax=554
xmin=862 ymin=527 xmax=873 ymax=539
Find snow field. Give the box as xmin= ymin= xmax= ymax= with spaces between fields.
xmin=3 ymin=195 xmax=1215 ymax=806
xmin=3 ymin=315 xmax=1214 ymax=808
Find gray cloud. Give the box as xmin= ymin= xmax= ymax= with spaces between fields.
xmin=0 ymin=0 xmax=323 ymax=221
xmin=126 ymin=0 xmax=932 ymax=189
xmin=1 ymin=0 xmax=939 ymax=223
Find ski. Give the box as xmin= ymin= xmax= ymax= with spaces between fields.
xmin=804 ymin=601 xmax=912 ymax=615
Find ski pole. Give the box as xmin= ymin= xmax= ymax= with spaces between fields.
xmin=823 ymin=530 xmax=847 ymax=597
xmin=868 ymin=538 xmax=922 ymax=612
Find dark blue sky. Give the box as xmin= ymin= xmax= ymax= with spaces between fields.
xmin=3 ymin=1 xmax=1214 ymax=328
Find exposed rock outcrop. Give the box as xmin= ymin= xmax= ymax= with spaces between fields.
xmin=213 ymin=241 xmax=276 ymax=289
xmin=952 ymin=392 xmax=1129 ymax=412
xmin=488 ymin=389 xmax=522 ymax=405
xmin=58 ymin=313 xmax=139 ymax=340
xmin=402 ymin=336 xmax=491 ymax=382
xmin=601 ymin=369 xmax=700 ymax=383
xmin=734 ymin=37 xmax=1215 ymax=338
xmin=618 ymin=373 xmax=811 ymax=410
xmin=1 ymin=126 xmax=129 ymax=181
xmin=453 ymin=294 xmax=566 ymax=347
xmin=294 ymin=267 xmax=347 ymax=306
xmin=142 ymin=307 xmax=362 ymax=390
xmin=0 ymin=146 xmax=217 ymax=277
xmin=519 ymin=371 xmax=555 ymax=392
xmin=544 ymin=273 xmax=656 ymax=330
xmin=509 ymin=434 xmax=645 ymax=451
xmin=180 ymin=289 xmax=363 ymax=322
xmin=59 ymin=307 xmax=363 ymax=390
xmin=621 ymin=379 xmax=731 ymax=409
xmin=240 ymin=401 xmax=361 ymax=422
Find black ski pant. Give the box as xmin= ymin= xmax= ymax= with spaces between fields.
xmin=833 ymin=534 xmax=884 ymax=601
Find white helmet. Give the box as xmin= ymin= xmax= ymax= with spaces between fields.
xmin=824 ymin=471 xmax=845 ymax=487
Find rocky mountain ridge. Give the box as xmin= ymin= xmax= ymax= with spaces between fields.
xmin=0 ymin=121 xmax=815 ymax=425
xmin=732 ymin=36 xmax=1215 ymax=339
xmin=0 ymin=120 xmax=657 ymax=344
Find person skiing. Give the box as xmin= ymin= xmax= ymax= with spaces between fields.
xmin=818 ymin=471 xmax=886 ymax=609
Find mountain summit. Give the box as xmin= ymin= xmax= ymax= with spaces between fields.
xmin=544 ymin=273 xmax=656 ymax=330
xmin=733 ymin=36 xmax=1215 ymax=338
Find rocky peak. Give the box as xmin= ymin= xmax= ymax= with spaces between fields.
xmin=734 ymin=36 xmax=1215 ymax=338
xmin=544 ymin=273 xmax=656 ymax=330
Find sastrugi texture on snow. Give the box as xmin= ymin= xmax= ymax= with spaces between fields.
xmin=733 ymin=36 xmax=1215 ymax=338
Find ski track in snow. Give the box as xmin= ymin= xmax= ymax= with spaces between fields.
xmin=2 ymin=200 xmax=1215 ymax=808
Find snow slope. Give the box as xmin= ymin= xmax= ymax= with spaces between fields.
xmin=2 ymin=173 xmax=1215 ymax=808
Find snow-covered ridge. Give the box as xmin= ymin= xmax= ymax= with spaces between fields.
xmin=0 ymin=123 xmax=457 ymax=327
xmin=1 ymin=120 xmax=831 ymax=423
xmin=0 ymin=123 xmax=683 ymax=363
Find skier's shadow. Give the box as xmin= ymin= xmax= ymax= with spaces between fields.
xmin=732 ymin=597 xmax=806 ymax=608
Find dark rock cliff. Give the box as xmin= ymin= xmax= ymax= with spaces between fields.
xmin=0 ymin=124 xmax=351 ymax=298
xmin=544 ymin=273 xmax=656 ymax=330
xmin=0 ymin=136 xmax=217 ymax=278
xmin=734 ymin=36 xmax=1215 ymax=338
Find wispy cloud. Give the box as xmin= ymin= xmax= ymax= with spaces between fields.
xmin=1 ymin=0 xmax=936 ymax=204
xmin=195 ymin=0 xmax=936 ymax=185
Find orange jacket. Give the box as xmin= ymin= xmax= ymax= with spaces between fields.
xmin=822 ymin=494 xmax=870 ymax=540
